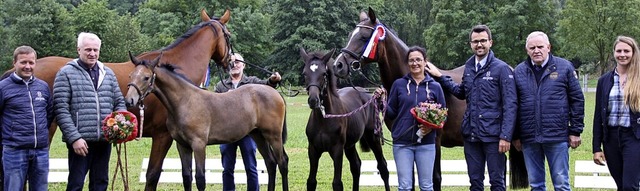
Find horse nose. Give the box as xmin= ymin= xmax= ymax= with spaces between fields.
xmin=334 ymin=61 xmax=347 ymax=78
xmin=125 ymin=98 xmax=135 ymax=108
xmin=307 ymin=97 xmax=319 ymax=109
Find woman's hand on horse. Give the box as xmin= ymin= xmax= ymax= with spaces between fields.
xmin=374 ymin=88 xmax=386 ymax=97
xmin=269 ymin=72 xmax=281 ymax=82
xmin=425 ymin=61 xmax=442 ymax=78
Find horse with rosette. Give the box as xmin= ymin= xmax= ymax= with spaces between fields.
xmin=332 ymin=7 xmax=528 ymax=189
xmin=301 ymin=47 xmax=390 ymax=191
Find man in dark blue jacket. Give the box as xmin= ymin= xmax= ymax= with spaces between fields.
xmin=426 ymin=25 xmax=517 ymax=191
xmin=0 ymin=46 xmax=53 ymax=190
xmin=512 ymin=31 xmax=584 ymax=191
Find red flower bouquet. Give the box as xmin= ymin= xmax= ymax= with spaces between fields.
xmin=410 ymin=102 xmax=448 ymax=142
xmin=102 ymin=111 xmax=138 ymax=144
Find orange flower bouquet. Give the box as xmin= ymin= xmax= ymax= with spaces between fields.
xmin=410 ymin=102 xmax=448 ymax=142
xmin=101 ymin=110 xmax=138 ymax=191
xmin=102 ymin=111 xmax=138 ymax=144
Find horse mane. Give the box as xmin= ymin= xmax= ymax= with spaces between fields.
xmin=162 ymin=18 xmax=221 ymax=51
xmin=157 ymin=63 xmax=198 ymax=86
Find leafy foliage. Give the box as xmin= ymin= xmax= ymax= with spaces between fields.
xmin=556 ymin=0 xmax=640 ymax=74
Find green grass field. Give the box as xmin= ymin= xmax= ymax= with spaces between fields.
xmin=46 ymin=90 xmax=613 ymax=190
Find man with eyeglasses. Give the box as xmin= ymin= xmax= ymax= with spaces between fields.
xmin=512 ymin=31 xmax=584 ymax=191
xmin=425 ymin=24 xmax=517 ymax=191
xmin=214 ymin=53 xmax=281 ymax=191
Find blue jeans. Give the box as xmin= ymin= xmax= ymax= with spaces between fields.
xmin=220 ymin=136 xmax=259 ymax=191
xmin=2 ymin=146 xmax=49 ymax=191
xmin=393 ymin=143 xmax=436 ymax=191
xmin=463 ymin=141 xmax=506 ymax=191
xmin=521 ymin=142 xmax=571 ymax=191
xmin=66 ymin=141 xmax=112 ymax=191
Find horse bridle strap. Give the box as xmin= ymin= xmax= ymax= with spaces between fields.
xmin=126 ymin=72 xmax=156 ymax=107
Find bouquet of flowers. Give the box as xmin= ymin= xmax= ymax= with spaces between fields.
xmin=102 ymin=111 xmax=138 ymax=144
xmin=410 ymin=102 xmax=448 ymax=142
xmin=101 ymin=111 xmax=138 ymax=191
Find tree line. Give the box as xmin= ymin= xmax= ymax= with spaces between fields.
xmin=1 ymin=0 xmax=638 ymax=86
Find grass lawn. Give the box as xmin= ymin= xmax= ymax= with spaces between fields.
xmin=46 ymin=91 xmax=612 ymax=190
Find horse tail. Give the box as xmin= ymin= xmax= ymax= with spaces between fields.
xmin=359 ymin=137 xmax=372 ymax=152
xmin=509 ymin=146 xmax=529 ymax=189
xmin=281 ymin=95 xmax=288 ymax=145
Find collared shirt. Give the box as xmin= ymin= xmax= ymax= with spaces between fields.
xmin=12 ymin=73 xmax=33 ymax=83
xmin=475 ymin=55 xmax=488 ymax=72
xmin=77 ymin=59 xmax=99 ymax=90
xmin=608 ymin=70 xmax=631 ymax=127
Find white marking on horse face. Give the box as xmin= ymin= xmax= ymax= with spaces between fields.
xmin=345 ymin=27 xmax=360 ymax=49
xmin=310 ymin=64 xmax=318 ymax=72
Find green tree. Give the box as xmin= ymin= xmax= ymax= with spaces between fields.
xmin=72 ymin=0 xmax=151 ymax=62
xmin=226 ymin=6 xmax=275 ymax=77
xmin=0 ymin=0 xmax=75 ymax=69
xmin=425 ymin=0 xmax=485 ymax=69
xmin=380 ymin=0 xmax=433 ymax=48
xmin=490 ymin=0 xmax=560 ymax=66
xmin=556 ymin=0 xmax=640 ymax=74
xmin=267 ymin=0 xmax=363 ymax=85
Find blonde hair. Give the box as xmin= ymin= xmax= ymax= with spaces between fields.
xmin=614 ymin=36 xmax=640 ymax=112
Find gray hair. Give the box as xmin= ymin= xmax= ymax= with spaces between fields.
xmin=77 ymin=32 xmax=102 ymax=48
xmin=525 ymin=31 xmax=550 ymax=47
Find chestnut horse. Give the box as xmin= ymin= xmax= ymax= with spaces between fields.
xmin=332 ymin=8 xmax=528 ymax=189
xmin=1 ymin=9 xmax=234 ymax=191
xmin=300 ymin=48 xmax=390 ymax=191
xmin=125 ymin=55 xmax=288 ymax=191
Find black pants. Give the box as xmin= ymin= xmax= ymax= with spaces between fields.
xmin=65 ymin=141 xmax=112 ymax=191
xmin=604 ymin=126 xmax=640 ymax=191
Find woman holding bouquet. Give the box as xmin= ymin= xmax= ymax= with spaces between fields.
xmin=375 ymin=46 xmax=446 ymax=191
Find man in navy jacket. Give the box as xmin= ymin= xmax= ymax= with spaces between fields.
xmin=512 ymin=31 xmax=584 ymax=191
xmin=426 ymin=25 xmax=517 ymax=191
xmin=0 ymin=46 xmax=53 ymax=190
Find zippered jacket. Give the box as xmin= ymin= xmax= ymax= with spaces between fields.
xmin=514 ymin=54 xmax=584 ymax=143
xmin=53 ymin=59 xmax=126 ymax=144
xmin=0 ymin=74 xmax=53 ymax=148
xmin=386 ymin=73 xmax=446 ymax=145
xmin=436 ymin=51 xmax=517 ymax=142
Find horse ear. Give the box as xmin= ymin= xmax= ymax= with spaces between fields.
xmin=200 ymin=9 xmax=210 ymax=22
xmin=299 ymin=47 xmax=309 ymax=62
xmin=220 ymin=9 xmax=231 ymax=24
xmin=359 ymin=11 xmax=368 ymax=22
xmin=367 ymin=7 xmax=377 ymax=25
xmin=128 ymin=51 xmax=139 ymax=65
xmin=151 ymin=53 xmax=163 ymax=69
xmin=322 ymin=49 xmax=334 ymax=64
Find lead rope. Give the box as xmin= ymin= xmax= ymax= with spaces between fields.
xmin=136 ymin=105 xmax=144 ymax=140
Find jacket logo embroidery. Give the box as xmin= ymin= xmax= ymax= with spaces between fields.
xmin=550 ymin=72 xmax=559 ymax=80
xmin=637 ymin=118 xmax=640 ymax=125
xmin=35 ymin=91 xmax=46 ymax=101
xmin=482 ymin=71 xmax=493 ymax=80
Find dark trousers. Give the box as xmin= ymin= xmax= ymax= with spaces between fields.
xmin=219 ymin=136 xmax=259 ymax=191
xmin=604 ymin=126 xmax=640 ymax=191
xmin=463 ymin=140 xmax=506 ymax=191
xmin=66 ymin=141 xmax=112 ymax=191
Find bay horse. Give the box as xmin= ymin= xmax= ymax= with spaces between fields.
xmin=300 ymin=47 xmax=390 ymax=191
xmin=125 ymin=55 xmax=288 ymax=191
xmin=332 ymin=8 xmax=528 ymax=189
xmin=1 ymin=9 xmax=234 ymax=191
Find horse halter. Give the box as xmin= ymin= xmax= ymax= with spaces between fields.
xmin=340 ymin=24 xmax=377 ymax=72
xmin=305 ymin=72 xmax=329 ymax=109
xmin=126 ymin=70 xmax=157 ymax=108
xmin=204 ymin=18 xmax=235 ymax=71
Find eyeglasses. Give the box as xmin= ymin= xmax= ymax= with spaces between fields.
xmin=470 ymin=39 xmax=489 ymax=45
xmin=408 ymin=58 xmax=423 ymax=64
